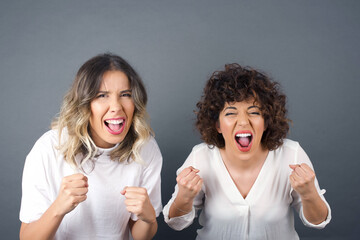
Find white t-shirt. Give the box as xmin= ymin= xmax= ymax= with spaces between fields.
xmin=20 ymin=129 xmax=162 ymax=240
xmin=163 ymin=139 xmax=331 ymax=240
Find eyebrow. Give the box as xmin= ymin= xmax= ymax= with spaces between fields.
xmin=224 ymin=106 xmax=237 ymax=111
xmin=248 ymin=105 xmax=260 ymax=110
xmin=120 ymin=89 xmax=132 ymax=94
xmin=97 ymin=89 xmax=132 ymax=94
xmin=223 ymin=105 xmax=260 ymax=111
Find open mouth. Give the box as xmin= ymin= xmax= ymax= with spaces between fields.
xmin=235 ymin=132 xmax=253 ymax=151
xmin=104 ymin=119 xmax=125 ymax=134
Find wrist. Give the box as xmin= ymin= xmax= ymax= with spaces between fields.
xmin=142 ymin=216 xmax=157 ymax=224
xmin=172 ymin=198 xmax=193 ymax=214
xmin=50 ymin=200 xmax=67 ymax=219
xmin=176 ymin=191 xmax=196 ymax=204
xmin=300 ymin=190 xmax=320 ymax=202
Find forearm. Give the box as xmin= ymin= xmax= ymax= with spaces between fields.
xmin=20 ymin=203 xmax=64 ymax=240
xmin=130 ymin=219 xmax=158 ymax=240
xmin=168 ymin=197 xmax=193 ymax=218
xmin=301 ymin=193 xmax=328 ymax=225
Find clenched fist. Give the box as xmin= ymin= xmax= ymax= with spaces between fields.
xmin=121 ymin=187 xmax=156 ymax=224
xmin=289 ymin=163 xmax=317 ymax=199
xmin=176 ymin=166 xmax=203 ymax=203
xmin=53 ymin=173 xmax=88 ymax=216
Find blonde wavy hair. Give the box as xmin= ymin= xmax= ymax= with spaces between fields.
xmin=51 ymin=53 xmax=152 ymax=168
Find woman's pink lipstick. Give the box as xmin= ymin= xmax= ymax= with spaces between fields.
xmin=104 ymin=118 xmax=125 ymax=135
xmin=235 ymin=130 xmax=253 ymax=152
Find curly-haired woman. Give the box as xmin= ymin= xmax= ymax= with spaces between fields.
xmin=19 ymin=53 xmax=162 ymax=240
xmin=163 ymin=64 xmax=331 ymax=239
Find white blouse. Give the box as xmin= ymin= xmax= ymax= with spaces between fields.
xmin=20 ymin=130 xmax=163 ymax=240
xmin=163 ymin=139 xmax=331 ymax=240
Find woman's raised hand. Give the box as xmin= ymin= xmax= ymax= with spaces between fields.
xmin=289 ymin=163 xmax=317 ymax=199
xmin=121 ymin=187 xmax=156 ymax=224
xmin=53 ymin=173 xmax=88 ymax=216
xmin=176 ymin=166 xmax=203 ymax=202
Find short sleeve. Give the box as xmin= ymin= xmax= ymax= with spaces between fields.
xmin=290 ymin=144 xmax=332 ymax=229
xmin=162 ymin=148 xmax=204 ymax=231
xmin=19 ymin=140 xmax=52 ymax=223
xmin=130 ymin=137 xmax=163 ymax=221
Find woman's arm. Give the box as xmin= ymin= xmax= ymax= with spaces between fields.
xmin=20 ymin=173 xmax=88 ymax=240
xmin=122 ymin=187 xmax=158 ymax=240
xmin=128 ymin=219 xmax=157 ymax=240
xmin=20 ymin=204 xmax=64 ymax=240
xmin=168 ymin=166 xmax=203 ymax=218
xmin=289 ymin=164 xmax=328 ymax=224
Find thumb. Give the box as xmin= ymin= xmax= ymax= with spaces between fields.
xmin=120 ymin=187 xmax=127 ymax=195
xmin=190 ymin=166 xmax=200 ymax=173
xmin=289 ymin=164 xmax=299 ymax=170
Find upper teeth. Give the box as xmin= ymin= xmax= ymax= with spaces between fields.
xmin=236 ymin=133 xmax=251 ymax=137
xmin=106 ymin=119 xmax=124 ymax=124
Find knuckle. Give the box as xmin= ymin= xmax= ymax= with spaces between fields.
xmin=139 ymin=195 xmax=146 ymax=202
xmin=69 ymin=196 xmax=76 ymax=204
xmin=64 ymin=189 xmax=71 ymax=196
xmin=180 ymin=179 xmax=188 ymax=186
xmin=140 ymin=188 xmax=147 ymax=194
xmin=304 ymin=177 xmax=312 ymax=183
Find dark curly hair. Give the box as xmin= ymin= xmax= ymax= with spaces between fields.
xmin=195 ymin=63 xmax=290 ymax=151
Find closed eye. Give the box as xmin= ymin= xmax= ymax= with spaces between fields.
xmin=225 ymin=112 xmax=236 ymax=116
xmin=250 ymin=112 xmax=260 ymax=115
xmin=121 ymin=93 xmax=132 ymax=97
xmin=120 ymin=90 xmax=132 ymax=98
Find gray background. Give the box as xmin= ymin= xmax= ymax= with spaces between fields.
xmin=0 ymin=0 xmax=359 ymax=239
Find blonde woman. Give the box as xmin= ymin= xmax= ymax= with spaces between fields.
xmin=19 ymin=53 xmax=162 ymax=240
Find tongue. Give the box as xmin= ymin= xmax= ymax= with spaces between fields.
xmin=239 ymin=137 xmax=250 ymax=147
xmin=108 ymin=123 xmax=121 ymax=131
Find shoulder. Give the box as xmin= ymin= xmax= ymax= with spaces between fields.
xmin=188 ymin=143 xmax=218 ymax=168
xmin=271 ymin=138 xmax=309 ymax=165
xmin=139 ymin=136 xmax=162 ymax=164
xmin=30 ymin=129 xmax=60 ymax=153
xmin=24 ymin=129 xmax=61 ymax=171
xmin=191 ymin=142 xmax=215 ymax=154
xmin=282 ymin=138 xmax=300 ymax=149
xmin=273 ymin=139 xmax=300 ymax=154
xmin=141 ymin=136 xmax=161 ymax=154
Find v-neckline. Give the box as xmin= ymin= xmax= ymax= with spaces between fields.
xmin=215 ymin=147 xmax=272 ymax=204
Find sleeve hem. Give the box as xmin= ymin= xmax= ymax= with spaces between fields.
xmin=299 ymin=195 xmax=332 ymax=229
xmin=162 ymin=199 xmax=195 ymax=231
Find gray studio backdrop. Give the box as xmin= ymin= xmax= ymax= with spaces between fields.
xmin=1 ymin=0 xmax=359 ymax=239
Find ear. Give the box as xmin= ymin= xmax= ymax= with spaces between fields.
xmin=216 ymin=121 xmax=221 ymax=133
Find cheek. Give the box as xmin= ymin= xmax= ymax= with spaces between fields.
xmin=256 ymin=120 xmax=266 ymax=137
xmin=89 ymin=104 xmax=104 ymax=129
xmin=89 ymin=113 xmax=99 ymax=131
xmin=219 ymin=121 xmax=233 ymax=136
xmin=90 ymin=102 xmax=105 ymax=118
xmin=125 ymin=102 xmax=135 ymax=119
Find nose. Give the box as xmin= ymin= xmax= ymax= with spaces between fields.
xmin=237 ymin=114 xmax=249 ymax=126
xmin=109 ymin=96 xmax=123 ymax=113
